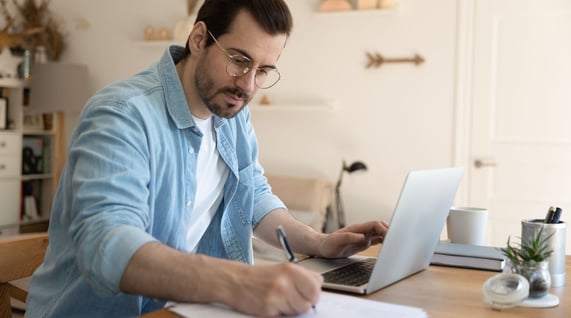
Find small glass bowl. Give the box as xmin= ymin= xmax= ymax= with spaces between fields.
xmin=483 ymin=273 xmax=529 ymax=310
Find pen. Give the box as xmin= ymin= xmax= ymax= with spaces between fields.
xmin=552 ymin=207 xmax=563 ymax=224
xmin=544 ymin=206 xmax=563 ymax=224
xmin=276 ymin=225 xmax=298 ymax=262
xmin=275 ymin=225 xmax=317 ymax=313
xmin=544 ymin=206 xmax=556 ymax=223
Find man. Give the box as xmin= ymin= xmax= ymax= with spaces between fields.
xmin=26 ymin=0 xmax=388 ymax=317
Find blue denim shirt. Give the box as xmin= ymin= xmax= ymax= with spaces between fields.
xmin=25 ymin=46 xmax=285 ymax=317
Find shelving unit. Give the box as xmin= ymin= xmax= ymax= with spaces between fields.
xmin=134 ymin=40 xmax=183 ymax=48
xmin=0 ymin=78 xmax=64 ymax=236
xmin=21 ymin=111 xmax=64 ymax=225
xmin=0 ymin=79 xmax=24 ymax=237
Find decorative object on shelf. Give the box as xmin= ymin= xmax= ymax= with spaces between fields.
xmin=173 ymin=0 xmax=201 ymax=45
xmin=1 ymin=0 xmax=65 ymax=62
xmin=500 ymin=227 xmax=554 ymax=299
xmin=378 ymin=0 xmax=397 ymax=9
xmin=0 ymin=0 xmax=43 ymax=52
xmin=23 ymin=194 xmax=39 ymax=220
xmin=0 ymin=25 xmax=42 ymax=50
xmin=16 ymin=47 xmax=32 ymax=80
xmin=143 ymin=25 xmax=173 ymax=42
xmin=319 ymin=0 xmax=352 ymax=12
xmin=356 ymin=0 xmax=377 ymax=10
xmin=143 ymin=25 xmax=155 ymax=41
xmin=0 ymin=47 xmax=23 ymax=79
xmin=156 ymin=27 xmax=172 ymax=41
xmin=319 ymin=0 xmax=398 ymax=12
xmin=22 ymin=136 xmax=43 ymax=174
xmin=335 ymin=160 xmax=367 ymax=228
xmin=366 ymin=52 xmax=425 ymax=69
xmin=259 ymin=95 xmax=271 ymax=106
xmin=22 ymin=112 xmax=43 ymax=130
xmin=34 ymin=45 xmax=46 ymax=63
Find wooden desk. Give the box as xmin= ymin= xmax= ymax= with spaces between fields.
xmin=142 ymin=252 xmax=571 ymax=318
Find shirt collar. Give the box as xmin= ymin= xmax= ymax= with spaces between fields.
xmin=159 ymin=46 xmax=196 ymax=129
xmin=159 ymin=46 xmax=228 ymax=131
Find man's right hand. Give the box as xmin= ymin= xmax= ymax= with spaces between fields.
xmin=120 ymin=243 xmax=322 ymax=317
xmin=222 ymin=262 xmax=323 ymax=317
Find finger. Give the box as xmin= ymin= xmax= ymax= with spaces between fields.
xmin=373 ymin=220 xmax=389 ymax=236
xmin=380 ymin=220 xmax=390 ymax=234
xmin=282 ymin=288 xmax=316 ymax=316
xmin=293 ymin=267 xmax=322 ymax=304
xmin=339 ymin=231 xmax=371 ymax=245
xmin=376 ymin=221 xmax=389 ymax=242
xmin=370 ymin=236 xmax=384 ymax=245
xmin=342 ymin=221 xmax=387 ymax=236
xmin=283 ymin=267 xmax=322 ymax=316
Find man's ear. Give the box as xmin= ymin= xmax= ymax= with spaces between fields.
xmin=188 ymin=21 xmax=208 ymax=54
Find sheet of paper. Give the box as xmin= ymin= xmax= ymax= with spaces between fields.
xmin=169 ymin=291 xmax=427 ymax=318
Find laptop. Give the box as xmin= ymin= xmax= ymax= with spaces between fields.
xmin=298 ymin=167 xmax=464 ymax=294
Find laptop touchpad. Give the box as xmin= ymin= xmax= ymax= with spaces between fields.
xmin=299 ymin=256 xmax=368 ymax=274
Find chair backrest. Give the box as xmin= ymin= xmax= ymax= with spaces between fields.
xmin=266 ymin=174 xmax=333 ymax=232
xmin=0 ymin=232 xmax=49 ymax=318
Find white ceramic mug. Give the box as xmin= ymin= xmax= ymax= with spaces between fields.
xmin=447 ymin=206 xmax=488 ymax=245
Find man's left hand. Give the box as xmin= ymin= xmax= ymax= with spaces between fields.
xmin=317 ymin=221 xmax=389 ymax=258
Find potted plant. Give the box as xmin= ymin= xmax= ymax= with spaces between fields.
xmin=499 ymin=227 xmax=554 ymax=298
xmin=0 ymin=0 xmax=64 ymax=61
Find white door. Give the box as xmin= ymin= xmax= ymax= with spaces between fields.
xmin=469 ymin=0 xmax=571 ymax=253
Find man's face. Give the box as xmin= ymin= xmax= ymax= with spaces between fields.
xmin=194 ymin=11 xmax=287 ymax=119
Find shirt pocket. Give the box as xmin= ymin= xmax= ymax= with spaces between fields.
xmin=233 ymin=163 xmax=254 ymax=225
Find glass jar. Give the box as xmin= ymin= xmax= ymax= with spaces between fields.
xmin=513 ymin=261 xmax=551 ymax=298
xmin=17 ymin=49 xmax=33 ymax=81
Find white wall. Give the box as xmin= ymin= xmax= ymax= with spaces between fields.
xmin=50 ymin=0 xmax=459 ymax=225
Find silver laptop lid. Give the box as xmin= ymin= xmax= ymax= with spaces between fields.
xmin=300 ymin=167 xmax=464 ymax=294
xmin=366 ymin=167 xmax=464 ymax=293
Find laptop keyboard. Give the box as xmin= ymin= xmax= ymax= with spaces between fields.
xmin=322 ymin=258 xmax=376 ymax=286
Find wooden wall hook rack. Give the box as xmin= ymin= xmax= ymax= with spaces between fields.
xmin=366 ymin=52 xmax=425 ymax=69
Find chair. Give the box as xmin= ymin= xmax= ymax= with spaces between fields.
xmin=0 ymin=233 xmax=49 ymax=318
xmin=253 ymin=175 xmax=334 ymax=263
xmin=265 ymin=174 xmax=334 ymax=232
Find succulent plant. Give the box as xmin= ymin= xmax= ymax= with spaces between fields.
xmin=500 ymin=226 xmax=554 ymax=268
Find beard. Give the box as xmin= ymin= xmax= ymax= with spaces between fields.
xmin=194 ymin=57 xmax=252 ymax=119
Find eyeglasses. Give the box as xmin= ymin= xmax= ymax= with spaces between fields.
xmin=207 ymin=30 xmax=281 ymax=89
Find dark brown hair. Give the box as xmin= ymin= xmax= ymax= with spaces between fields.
xmin=183 ymin=0 xmax=293 ymax=56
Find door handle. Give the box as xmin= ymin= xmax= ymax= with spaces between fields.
xmin=474 ymin=159 xmax=497 ymax=169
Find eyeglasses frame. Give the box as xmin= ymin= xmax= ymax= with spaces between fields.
xmin=206 ymin=29 xmax=281 ymax=89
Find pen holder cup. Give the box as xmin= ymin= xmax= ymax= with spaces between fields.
xmin=521 ymin=219 xmax=566 ymax=287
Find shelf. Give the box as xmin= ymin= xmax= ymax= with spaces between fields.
xmin=23 ymin=129 xmax=56 ymax=136
xmin=19 ymin=217 xmax=50 ymax=232
xmin=134 ymin=40 xmax=179 ymax=48
xmin=0 ymin=78 xmax=26 ymax=88
xmin=0 ymin=129 xmax=20 ymax=135
xmin=316 ymin=6 xmax=399 ymax=17
xmin=248 ymin=102 xmax=337 ymax=112
xmin=22 ymin=174 xmax=53 ymax=181
xmin=20 ymin=216 xmax=50 ymax=224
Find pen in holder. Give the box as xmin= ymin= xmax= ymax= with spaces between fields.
xmin=521 ymin=219 xmax=566 ymax=287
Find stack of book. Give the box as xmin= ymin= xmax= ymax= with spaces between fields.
xmin=430 ymin=241 xmax=506 ymax=272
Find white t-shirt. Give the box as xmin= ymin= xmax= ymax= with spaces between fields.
xmin=186 ymin=116 xmax=229 ymax=253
